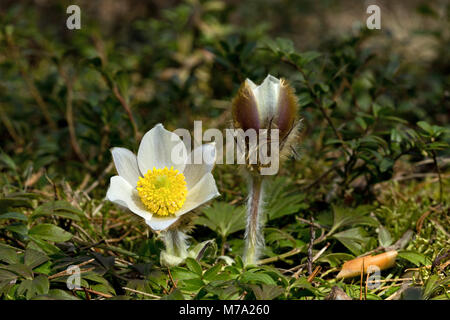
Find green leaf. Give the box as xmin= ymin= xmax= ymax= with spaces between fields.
xmin=185 ymin=258 xmax=202 ymax=276
xmin=24 ymin=248 xmax=49 ymax=269
xmin=329 ymin=205 xmax=377 ymax=235
xmin=265 ymin=177 xmax=308 ymax=221
xmin=397 ymin=251 xmax=431 ymax=267
xmin=170 ymin=267 xmax=199 ymax=280
xmin=0 ymin=263 xmax=33 ymax=280
xmin=4 ymin=223 xmax=28 ymax=236
xmin=28 ymin=237 xmax=62 ymax=255
xmin=33 ymin=289 xmax=80 ymax=300
xmin=161 ymin=288 xmax=185 ymax=300
xmin=316 ymin=253 xmax=354 ymax=267
xmin=241 ymin=271 xmax=276 ymax=285
xmin=196 ymin=202 xmax=246 ymax=238
xmin=0 ymin=269 xmax=18 ymax=282
xmin=31 ymin=200 xmax=83 ymax=221
xmin=28 ymin=224 xmax=73 ymax=242
xmin=249 ymin=284 xmax=284 ymax=300
xmin=417 ymin=121 xmax=433 ymax=135
xmin=379 ymin=158 xmax=394 ymax=173
xmin=378 ymin=225 xmax=393 ymax=247
xmin=0 ymin=244 xmax=20 ymax=264
xmin=182 ymin=278 xmax=204 ymax=292
xmin=332 ymin=227 xmax=372 ymax=255
xmin=203 ymin=263 xmax=222 ymax=281
xmin=0 ymin=212 xmax=28 ymax=221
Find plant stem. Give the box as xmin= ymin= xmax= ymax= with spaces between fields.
xmin=160 ymin=229 xmax=189 ymax=266
xmin=163 ymin=229 xmax=189 ymax=258
xmin=244 ymin=175 xmax=265 ymax=265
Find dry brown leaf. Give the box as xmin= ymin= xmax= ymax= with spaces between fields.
xmin=336 ymin=250 xmax=398 ymax=279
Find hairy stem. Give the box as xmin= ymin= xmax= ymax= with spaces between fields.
xmin=163 ymin=229 xmax=189 ymax=257
xmin=160 ymin=229 xmax=189 ymax=267
xmin=244 ymin=175 xmax=265 ymax=265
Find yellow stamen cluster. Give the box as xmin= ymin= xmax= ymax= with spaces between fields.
xmin=136 ymin=166 xmax=187 ymax=216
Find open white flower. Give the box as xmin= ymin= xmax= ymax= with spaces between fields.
xmin=106 ymin=123 xmax=220 ymax=231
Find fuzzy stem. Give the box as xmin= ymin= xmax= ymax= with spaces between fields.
xmin=244 ymin=175 xmax=265 ymax=265
xmin=163 ymin=229 xmax=189 ymax=257
xmin=160 ymin=229 xmax=189 ymax=266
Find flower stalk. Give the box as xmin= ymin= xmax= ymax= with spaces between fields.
xmin=244 ymin=174 xmax=266 ymax=265
xmin=160 ymin=228 xmax=190 ymax=267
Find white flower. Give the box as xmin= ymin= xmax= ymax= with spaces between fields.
xmin=106 ymin=123 xmax=220 ymax=231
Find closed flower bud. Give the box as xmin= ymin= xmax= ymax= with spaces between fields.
xmin=232 ymin=74 xmax=299 ymax=141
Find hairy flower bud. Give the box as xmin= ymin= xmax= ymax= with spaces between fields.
xmin=232 ymin=74 xmax=299 ymax=141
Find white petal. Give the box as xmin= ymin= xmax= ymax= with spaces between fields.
xmin=111 ymin=147 xmax=141 ymax=187
xmin=245 ymin=78 xmax=258 ymax=90
xmin=106 ymin=175 xmax=152 ymax=220
xmin=137 ymin=123 xmax=188 ymax=174
xmin=183 ymin=143 xmax=216 ymax=190
xmin=175 ymin=172 xmax=220 ymax=217
xmin=145 ymin=217 xmax=179 ymax=231
xmin=251 ymin=74 xmax=281 ymax=122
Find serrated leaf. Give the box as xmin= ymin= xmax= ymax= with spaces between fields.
xmin=0 ymin=263 xmax=33 ymax=280
xmin=185 ymin=258 xmax=202 ymax=276
xmin=24 ymin=248 xmax=49 ymax=269
xmin=265 ymin=177 xmax=308 ymax=221
xmin=0 ymin=269 xmax=18 ymax=282
xmin=329 ymin=205 xmax=377 ymax=235
xmin=203 ymin=263 xmax=222 ymax=281
xmin=333 ymin=227 xmax=372 ymax=255
xmin=196 ymin=202 xmax=246 ymax=238
xmin=0 ymin=244 xmax=20 ymax=264
xmin=170 ymin=267 xmax=199 ymax=280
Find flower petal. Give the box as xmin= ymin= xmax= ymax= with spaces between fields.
xmin=137 ymin=123 xmax=187 ymax=174
xmin=232 ymin=81 xmax=260 ymax=131
xmin=276 ymin=79 xmax=298 ymax=139
xmin=175 ymin=172 xmax=220 ymax=217
xmin=106 ymin=175 xmax=152 ymax=220
xmin=145 ymin=217 xmax=178 ymax=231
xmin=111 ymin=147 xmax=141 ymax=187
xmin=251 ymin=74 xmax=281 ymax=124
xmin=183 ymin=143 xmax=216 ymax=190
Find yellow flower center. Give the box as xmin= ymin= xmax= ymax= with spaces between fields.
xmin=136 ymin=166 xmax=187 ymax=216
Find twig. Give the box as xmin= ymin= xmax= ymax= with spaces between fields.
xmin=307 ymin=215 xmax=315 ymax=275
xmin=296 ymin=217 xmax=329 ymax=230
xmin=431 ymin=150 xmax=443 ymax=202
xmin=291 ymin=242 xmax=330 ymax=278
xmin=359 ymin=259 xmax=364 ymax=300
xmin=307 ymin=266 xmax=321 ymax=283
xmin=0 ymin=104 xmax=24 ymax=145
xmin=167 ymin=267 xmax=178 ymax=290
xmin=259 ymin=247 xmax=303 ymax=265
xmin=74 ymin=287 xmax=112 ymax=299
xmin=48 ymin=258 xmax=96 ymax=279
xmin=59 ymin=66 xmax=91 ymax=168
xmin=5 ymin=34 xmax=56 ymax=130
xmin=112 ymin=85 xmax=140 ymax=140
xmin=122 ymin=287 xmax=161 ymax=299
xmin=84 ymin=162 xmax=114 ymax=193
xmin=281 ymin=57 xmax=342 ymax=141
